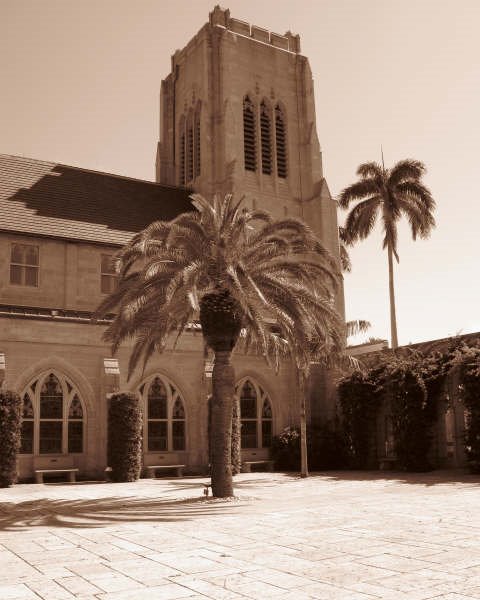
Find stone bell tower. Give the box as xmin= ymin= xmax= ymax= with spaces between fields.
xmin=156 ymin=5 xmax=344 ymax=315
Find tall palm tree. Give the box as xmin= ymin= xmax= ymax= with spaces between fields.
xmin=338 ymin=160 xmax=435 ymax=349
xmin=96 ymin=194 xmax=344 ymax=498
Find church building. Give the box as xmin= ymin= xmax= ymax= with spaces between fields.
xmin=0 ymin=6 xmax=343 ymax=481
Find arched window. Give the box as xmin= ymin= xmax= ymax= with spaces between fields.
xmin=275 ymin=104 xmax=288 ymax=178
xmin=260 ymin=100 xmax=272 ymax=175
xmin=19 ymin=372 xmax=85 ymax=455
xmin=194 ymin=103 xmax=201 ymax=178
xmin=237 ymin=379 xmax=273 ymax=449
xmin=140 ymin=375 xmax=186 ymax=452
xmin=243 ymin=96 xmax=256 ymax=172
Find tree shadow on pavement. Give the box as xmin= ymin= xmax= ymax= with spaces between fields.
xmin=306 ymin=469 xmax=480 ymax=486
xmin=0 ymin=494 xmax=249 ymax=531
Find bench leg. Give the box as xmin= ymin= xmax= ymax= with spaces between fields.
xmin=176 ymin=468 xmax=183 ymax=477
xmin=242 ymin=463 xmax=252 ymax=473
xmin=267 ymin=462 xmax=274 ymax=472
xmin=36 ymin=473 xmax=43 ymax=484
xmin=69 ymin=471 xmax=76 ymax=483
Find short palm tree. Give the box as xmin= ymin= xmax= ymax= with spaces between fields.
xmin=96 ymin=194 xmax=344 ymax=497
xmin=338 ymin=159 xmax=435 ymax=349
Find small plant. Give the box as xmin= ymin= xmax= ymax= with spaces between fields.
xmin=270 ymin=426 xmax=300 ymax=470
xmin=0 ymin=390 xmax=22 ymax=488
xmin=107 ymin=392 xmax=143 ymax=482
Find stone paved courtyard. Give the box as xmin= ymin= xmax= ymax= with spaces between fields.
xmin=1 ymin=471 xmax=480 ymax=599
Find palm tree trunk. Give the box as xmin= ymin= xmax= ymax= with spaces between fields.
xmin=387 ymin=244 xmax=399 ymax=350
xmin=210 ymin=349 xmax=234 ymax=497
xmin=299 ymin=372 xmax=309 ymax=478
xmin=231 ymin=394 xmax=241 ymax=475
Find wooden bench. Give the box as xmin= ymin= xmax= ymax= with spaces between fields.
xmin=241 ymin=460 xmax=274 ymax=473
xmin=35 ymin=468 xmax=79 ymax=484
xmin=145 ymin=464 xmax=185 ymax=478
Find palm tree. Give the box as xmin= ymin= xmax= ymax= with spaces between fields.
xmin=96 ymin=194 xmax=344 ymax=498
xmin=338 ymin=159 xmax=435 ymax=349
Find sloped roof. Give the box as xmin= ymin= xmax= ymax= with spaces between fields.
xmin=0 ymin=154 xmax=193 ymax=246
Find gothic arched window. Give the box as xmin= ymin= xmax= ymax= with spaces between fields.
xmin=19 ymin=372 xmax=85 ymax=455
xmin=243 ymin=95 xmax=257 ymax=172
xmin=275 ymin=104 xmax=288 ymax=178
xmin=237 ymin=379 xmax=273 ymax=449
xmin=260 ymin=100 xmax=272 ymax=175
xmin=140 ymin=375 xmax=186 ymax=452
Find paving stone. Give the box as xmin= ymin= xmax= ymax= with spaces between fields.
xmin=96 ymin=582 xmax=198 ymax=599
xmin=54 ymin=576 xmax=103 ymax=595
xmin=0 ymin=584 xmax=40 ymax=599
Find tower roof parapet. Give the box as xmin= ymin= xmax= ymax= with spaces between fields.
xmin=209 ymin=5 xmax=301 ymax=53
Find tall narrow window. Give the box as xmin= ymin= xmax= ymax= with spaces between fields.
xmin=68 ymin=395 xmax=84 ymax=453
xmin=261 ymin=398 xmax=273 ymax=448
xmin=140 ymin=374 xmax=187 ymax=452
xmin=20 ymin=393 xmax=34 ymax=454
xmin=260 ymin=100 xmax=272 ymax=175
xmin=147 ymin=377 xmax=168 ymax=451
xmin=39 ymin=374 xmax=63 ymax=454
xmin=179 ymin=130 xmax=186 ymax=185
xmin=238 ymin=379 xmax=273 ymax=449
xmin=194 ymin=105 xmax=201 ymax=178
xmin=172 ymin=397 xmax=186 ymax=451
xmin=186 ymin=114 xmax=194 ymax=183
xmin=10 ymin=243 xmax=39 ymax=287
xmin=243 ymin=96 xmax=256 ymax=172
xmin=101 ymin=254 xmax=118 ymax=294
xmin=275 ymin=104 xmax=288 ymax=178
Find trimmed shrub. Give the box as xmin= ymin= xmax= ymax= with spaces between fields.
xmin=0 ymin=390 xmax=22 ymax=487
xmin=107 ymin=392 xmax=143 ymax=482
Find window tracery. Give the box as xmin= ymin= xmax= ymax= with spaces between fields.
xmin=140 ymin=375 xmax=186 ymax=452
xmin=19 ymin=372 xmax=85 ymax=455
xmin=237 ymin=379 xmax=273 ymax=449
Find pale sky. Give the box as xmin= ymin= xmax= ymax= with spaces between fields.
xmin=1 ymin=0 xmax=479 ymax=346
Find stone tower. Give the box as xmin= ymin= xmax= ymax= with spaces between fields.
xmin=156 ymin=5 xmax=344 ymax=316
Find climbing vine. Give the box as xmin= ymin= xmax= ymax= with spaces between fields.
xmin=337 ymin=338 xmax=480 ymax=472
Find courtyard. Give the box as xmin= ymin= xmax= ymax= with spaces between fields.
xmin=0 ymin=472 xmax=480 ymax=599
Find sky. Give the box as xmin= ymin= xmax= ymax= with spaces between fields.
xmin=1 ymin=0 xmax=479 ymax=347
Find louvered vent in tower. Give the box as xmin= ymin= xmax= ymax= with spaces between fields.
xmin=275 ymin=105 xmax=288 ymax=179
xmin=194 ymin=108 xmax=201 ymax=178
xmin=179 ymin=130 xmax=186 ymax=186
xmin=243 ymin=96 xmax=256 ymax=172
xmin=186 ymin=121 xmax=194 ymax=182
xmin=260 ymin=100 xmax=272 ymax=175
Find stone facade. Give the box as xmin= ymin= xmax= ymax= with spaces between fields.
xmin=0 ymin=7 xmax=344 ymax=481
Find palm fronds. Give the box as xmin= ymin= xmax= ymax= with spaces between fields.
xmin=95 ymin=193 xmax=345 ymax=378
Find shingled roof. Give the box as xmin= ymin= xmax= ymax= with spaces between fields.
xmin=0 ymin=154 xmax=193 ymax=246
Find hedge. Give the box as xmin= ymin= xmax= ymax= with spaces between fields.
xmin=107 ymin=392 xmax=143 ymax=482
xmin=0 ymin=390 xmax=22 ymax=487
